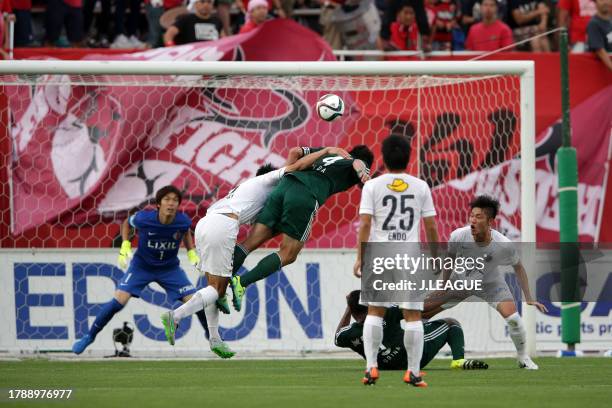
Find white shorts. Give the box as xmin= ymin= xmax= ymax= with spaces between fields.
xmin=480 ymin=278 xmax=515 ymax=308
xmin=194 ymin=213 xmax=239 ymax=278
xmin=359 ymin=294 xmax=424 ymax=311
xmin=440 ymin=276 xmax=514 ymax=310
xmin=365 ymin=302 xmax=424 ymax=311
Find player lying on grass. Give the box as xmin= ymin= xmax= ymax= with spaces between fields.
xmin=228 ymin=145 xmax=374 ymax=311
xmin=421 ymin=195 xmax=548 ymax=370
xmin=160 ymin=147 xmax=350 ymax=349
xmin=353 ymin=135 xmax=440 ymax=388
xmin=336 ymin=291 xmax=488 ymax=374
xmin=73 ymin=186 xmax=212 ymax=355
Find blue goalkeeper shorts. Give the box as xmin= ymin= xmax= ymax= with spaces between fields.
xmin=117 ymin=264 xmax=197 ymax=302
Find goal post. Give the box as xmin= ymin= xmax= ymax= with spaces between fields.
xmin=0 ymin=60 xmax=537 ymax=356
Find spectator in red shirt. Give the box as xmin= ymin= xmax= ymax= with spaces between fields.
xmin=432 ymin=0 xmax=460 ymax=50
xmin=239 ymin=0 xmax=286 ymax=18
xmin=45 ymin=0 xmax=84 ymax=47
xmin=379 ymin=0 xmax=431 ymax=51
xmin=239 ymin=0 xmax=269 ymax=33
xmin=558 ymin=0 xmax=597 ymax=51
xmin=465 ymin=0 xmax=514 ymax=50
xmin=390 ymin=3 xmax=419 ymax=50
xmin=425 ymin=0 xmax=436 ymax=26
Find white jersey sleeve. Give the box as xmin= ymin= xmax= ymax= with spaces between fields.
xmin=491 ymin=229 xmax=520 ymax=266
xmin=259 ymin=167 xmax=286 ymax=186
xmin=208 ymin=167 xmax=286 ymax=225
xmin=447 ymin=227 xmax=464 ymax=257
xmin=448 ymin=226 xmax=520 ymax=282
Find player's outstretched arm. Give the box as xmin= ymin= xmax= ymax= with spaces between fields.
xmin=183 ymin=229 xmax=195 ymax=251
xmin=334 ymin=302 xmax=353 ymax=347
xmin=423 ymin=216 xmax=439 ymax=259
xmin=285 ymin=147 xmax=305 ymax=166
xmin=352 ymin=159 xmax=371 ymax=184
xmin=183 ymin=230 xmax=200 ymax=267
xmin=354 ymin=214 xmax=372 ymax=278
xmin=285 ymin=146 xmax=330 ymax=165
xmin=118 ymin=218 xmax=133 ymax=270
xmin=513 ymin=262 xmax=548 ymax=313
xmin=121 ymin=217 xmax=131 ymax=242
xmin=285 ymin=147 xmax=350 ymax=173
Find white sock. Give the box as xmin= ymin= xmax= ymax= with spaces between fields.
xmin=205 ymin=303 xmax=221 ymax=342
xmin=174 ymin=286 xmax=219 ymax=321
xmin=404 ymin=320 xmax=424 ymax=375
xmin=505 ymin=312 xmax=527 ymax=359
xmin=363 ymin=315 xmax=383 ymax=370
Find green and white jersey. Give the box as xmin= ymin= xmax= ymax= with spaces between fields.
xmin=288 ymin=154 xmax=364 ymax=205
xmin=335 ymin=309 xmax=452 ymax=370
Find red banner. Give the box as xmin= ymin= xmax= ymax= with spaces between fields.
xmin=6 ymin=20 xmax=351 ymax=246
xmin=2 ymin=20 xmax=611 ymax=247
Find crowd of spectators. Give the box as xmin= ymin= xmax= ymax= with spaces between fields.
xmin=0 ymin=0 xmax=609 ymax=68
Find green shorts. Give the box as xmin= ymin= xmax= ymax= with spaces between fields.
xmin=256 ymin=176 xmax=319 ymax=242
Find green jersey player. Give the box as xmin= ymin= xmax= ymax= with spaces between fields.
xmin=228 ymin=145 xmax=374 ymax=311
xmin=336 ymin=291 xmax=488 ymax=372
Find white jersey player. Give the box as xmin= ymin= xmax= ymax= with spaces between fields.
xmin=354 ymin=135 xmax=439 ymax=388
xmin=359 ymin=173 xmax=436 ymax=242
xmin=161 ymin=146 xmax=349 ymax=356
xmin=424 ymin=195 xmax=548 ymax=370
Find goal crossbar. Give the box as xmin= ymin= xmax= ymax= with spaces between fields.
xmin=0 ymin=60 xmax=534 ymax=77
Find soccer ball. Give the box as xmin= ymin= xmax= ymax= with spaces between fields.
xmin=316 ymin=94 xmax=344 ymax=122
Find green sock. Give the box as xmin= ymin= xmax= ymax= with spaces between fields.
xmin=232 ymin=244 xmax=249 ymax=275
xmin=447 ymin=324 xmax=465 ymax=360
xmin=240 ymin=253 xmax=282 ymax=287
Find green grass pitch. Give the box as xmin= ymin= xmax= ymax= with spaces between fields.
xmin=1 ymin=358 xmax=611 ymax=408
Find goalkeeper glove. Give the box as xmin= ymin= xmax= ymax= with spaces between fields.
xmin=118 ymin=240 xmax=132 ymax=270
xmin=187 ymin=249 xmax=200 ymax=267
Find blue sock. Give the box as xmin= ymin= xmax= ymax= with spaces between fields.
xmin=88 ymin=299 xmax=124 ymax=340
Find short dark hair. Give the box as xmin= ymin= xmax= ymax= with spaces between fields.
xmin=347 ymin=290 xmax=367 ymax=315
xmin=349 ymin=145 xmax=374 ymax=169
xmin=256 ymin=163 xmax=277 ymax=176
xmin=155 ymin=185 xmax=182 ymax=206
xmin=398 ymin=2 xmax=415 ymax=12
xmin=382 ymin=135 xmax=411 ymax=170
xmin=470 ymin=195 xmax=500 ymax=219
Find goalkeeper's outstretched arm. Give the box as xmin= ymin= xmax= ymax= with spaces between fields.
xmin=182 ymin=230 xmax=200 ymax=267
xmin=120 ymin=217 xmax=131 ymax=242
xmin=182 ymin=229 xmax=196 ymax=251
xmin=118 ymin=218 xmax=133 ymax=270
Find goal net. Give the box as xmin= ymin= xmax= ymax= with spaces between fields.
xmin=0 ymin=60 xmax=536 ymax=357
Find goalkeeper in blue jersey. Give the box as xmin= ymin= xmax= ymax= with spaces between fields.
xmin=72 ymin=185 xmax=233 ymax=357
